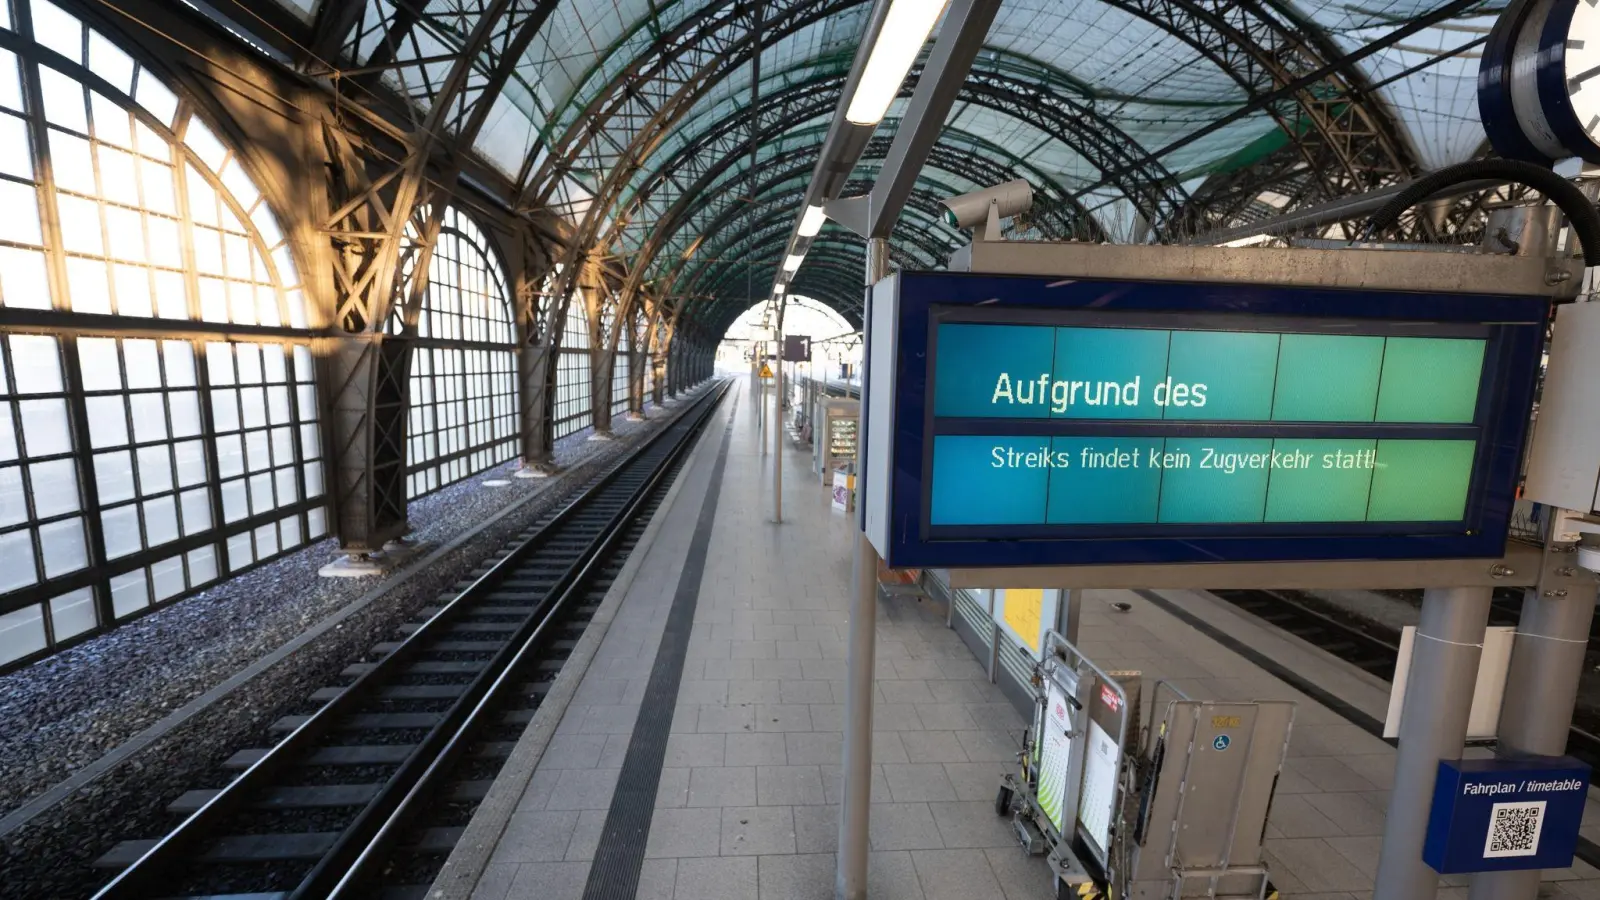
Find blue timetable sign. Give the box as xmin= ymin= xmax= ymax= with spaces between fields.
xmin=862 ymin=271 xmax=1548 ymax=569
xmin=1423 ymin=756 xmax=1590 ymax=874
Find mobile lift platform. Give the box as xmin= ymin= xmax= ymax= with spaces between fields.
xmin=997 ymin=631 xmax=1296 ymax=900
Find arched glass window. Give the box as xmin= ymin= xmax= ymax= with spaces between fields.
xmin=553 ymin=291 xmax=590 ymax=438
xmin=0 ymin=0 xmax=325 ymax=669
xmin=392 ymin=206 xmax=517 ymax=498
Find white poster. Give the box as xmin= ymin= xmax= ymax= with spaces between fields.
xmin=1077 ymin=718 xmax=1120 ymax=853
xmin=1038 ymin=679 xmax=1074 ymax=833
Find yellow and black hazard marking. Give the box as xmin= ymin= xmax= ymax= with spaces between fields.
xmin=1073 ymin=880 xmax=1105 ymax=899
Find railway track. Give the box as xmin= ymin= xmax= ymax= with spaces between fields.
xmin=1209 ymin=587 xmax=1600 ymax=774
xmin=88 ymin=382 xmax=730 ymax=900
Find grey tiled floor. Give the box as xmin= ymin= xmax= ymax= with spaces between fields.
xmin=469 ymin=383 xmax=1056 ymax=899
xmin=471 ymin=377 xmax=1600 ymax=899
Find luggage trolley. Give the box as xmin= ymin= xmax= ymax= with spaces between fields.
xmin=997 ymin=631 xmax=1296 ymax=900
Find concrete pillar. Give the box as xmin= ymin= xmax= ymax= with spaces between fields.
xmin=1374 ymin=587 xmax=1493 ymax=900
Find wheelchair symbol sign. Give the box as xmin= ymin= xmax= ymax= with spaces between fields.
xmin=1213 ymin=734 xmax=1231 ymax=751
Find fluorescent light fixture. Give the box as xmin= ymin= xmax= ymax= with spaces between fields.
xmin=845 ymin=0 xmax=950 ymax=125
xmin=799 ymin=204 xmax=827 ymax=236
xmin=783 ymin=253 xmax=805 ymax=272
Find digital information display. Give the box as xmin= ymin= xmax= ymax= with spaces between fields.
xmin=866 ymin=272 xmax=1548 ymax=568
xmin=931 ymin=323 xmax=1485 ymax=527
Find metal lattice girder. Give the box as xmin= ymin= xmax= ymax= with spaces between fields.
xmin=641 ymin=129 xmax=1096 ymax=256
xmin=604 ymin=57 xmax=1165 ymax=332
xmin=958 ymin=64 xmax=1191 ymax=234
xmin=315 ymin=1 xmax=563 ymax=550
xmin=679 ymin=194 xmax=951 ymax=298
xmin=610 ymin=53 xmax=1145 ymax=299
xmin=517 ymin=0 xmax=856 ymax=206
xmin=1176 ymin=148 xmax=1317 ymax=233
xmin=628 ymin=135 xmax=1055 ymax=304
xmin=704 ymin=259 xmax=871 ymax=333
xmin=698 ymin=263 xmax=869 ymax=329
xmin=688 ymin=229 xmax=925 ymax=319
xmin=524 ymin=0 xmax=1410 ymax=221
xmin=610 ymin=89 xmax=1102 ymax=301
xmin=1103 ymin=0 xmax=1418 ymax=207
xmin=516 ymin=0 xmax=1419 ymax=279
xmin=686 ymin=218 xmax=937 ymax=294
xmin=524 ymin=0 xmax=864 ymax=372
xmin=670 ymin=168 xmax=1036 ymax=315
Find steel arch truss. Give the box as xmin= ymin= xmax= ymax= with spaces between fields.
xmin=316 ymin=0 xmax=563 ymax=553
xmin=597 ymin=52 xmax=1165 ymax=338
xmin=1109 ymin=0 xmax=1419 ymax=218
xmin=606 ymin=65 xmax=1107 ymax=296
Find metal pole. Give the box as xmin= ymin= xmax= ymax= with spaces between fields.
xmin=758 ymin=341 xmax=767 ymax=455
xmin=774 ymin=327 xmax=784 ymax=522
xmin=1373 ymin=586 xmax=1493 ymax=900
xmin=1057 ymin=589 xmax=1079 ymax=645
xmin=837 ymin=236 xmax=888 ymax=900
xmin=1468 ymin=526 xmax=1597 ymax=900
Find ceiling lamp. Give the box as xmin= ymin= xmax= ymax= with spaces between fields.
xmin=845 ymin=0 xmax=951 ymax=125
xmin=798 ymin=204 xmax=828 ymax=237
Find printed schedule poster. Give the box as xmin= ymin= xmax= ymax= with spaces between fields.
xmin=1077 ymin=719 xmax=1119 ymax=854
xmin=928 ymin=321 xmax=1489 ymax=529
xmin=1038 ymin=679 xmax=1074 ymax=834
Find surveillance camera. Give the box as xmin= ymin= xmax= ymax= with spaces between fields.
xmin=939 ymin=179 xmax=1033 ymax=229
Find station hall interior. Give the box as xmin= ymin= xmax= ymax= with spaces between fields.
xmin=3 ymin=0 xmax=1600 ymax=898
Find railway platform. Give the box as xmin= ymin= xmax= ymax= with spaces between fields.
xmin=429 ymin=376 xmax=1600 ymax=900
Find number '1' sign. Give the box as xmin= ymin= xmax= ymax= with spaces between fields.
xmin=860 ymin=271 xmax=1548 ymax=569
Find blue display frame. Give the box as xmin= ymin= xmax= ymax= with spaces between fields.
xmin=880 ymin=271 xmax=1549 ymax=569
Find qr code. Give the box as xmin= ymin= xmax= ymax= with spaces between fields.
xmin=1482 ymin=800 xmax=1547 ymax=858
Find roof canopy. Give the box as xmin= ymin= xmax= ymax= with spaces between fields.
xmin=243 ymin=0 xmax=1495 ymax=334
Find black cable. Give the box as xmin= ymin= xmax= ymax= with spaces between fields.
xmin=1361 ymin=159 xmax=1600 ymax=267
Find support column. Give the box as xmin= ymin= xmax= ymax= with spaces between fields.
xmin=1374 ymin=586 xmax=1493 ymax=900
xmin=324 ymin=334 xmax=412 ymax=556
xmin=515 ymin=343 xmax=556 ymax=477
xmin=1469 ymin=525 xmax=1597 ymax=900
xmin=652 ymin=322 xmax=671 ymax=406
xmin=759 ymin=340 xmax=768 ymax=456
xmin=666 ymin=340 xmax=679 ymax=399
xmin=774 ymin=326 xmax=784 ymax=522
xmin=628 ymin=335 xmax=647 ymax=418
xmin=1054 ymin=589 xmax=1079 ymax=645
xmin=590 ymin=345 xmax=615 ymax=439
xmin=838 ymin=236 xmax=888 ymax=900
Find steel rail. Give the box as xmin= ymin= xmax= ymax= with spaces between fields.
xmin=90 ymin=382 xmax=730 ymax=899
xmin=320 ymin=381 xmax=730 ymax=897
xmin=1214 ymin=587 xmax=1600 ymax=778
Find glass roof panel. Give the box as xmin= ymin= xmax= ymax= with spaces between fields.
xmin=211 ymin=0 xmax=1510 ymax=278
xmin=1330 ymin=15 xmax=1495 ymax=169
xmin=985 ymin=0 xmax=1244 ymax=104
xmin=260 ymin=0 xmax=316 ymax=21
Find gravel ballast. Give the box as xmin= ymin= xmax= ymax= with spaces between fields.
xmin=0 ymin=396 xmax=703 ymax=900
